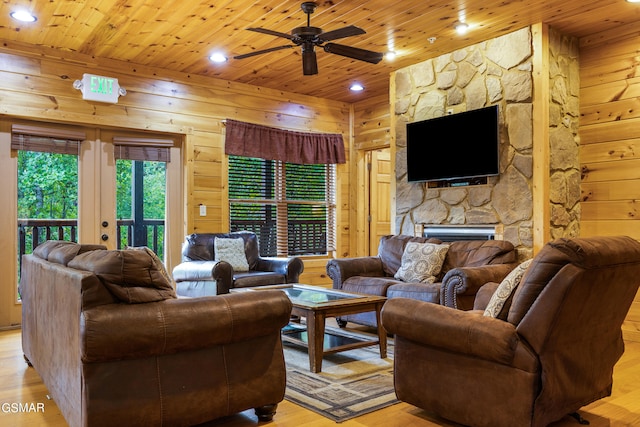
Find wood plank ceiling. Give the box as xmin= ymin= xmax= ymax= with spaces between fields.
xmin=1 ymin=0 xmax=640 ymax=103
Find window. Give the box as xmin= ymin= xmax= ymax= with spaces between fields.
xmin=229 ymin=155 xmax=336 ymax=257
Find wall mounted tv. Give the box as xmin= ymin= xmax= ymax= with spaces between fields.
xmin=406 ymin=105 xmax=500 ymax=185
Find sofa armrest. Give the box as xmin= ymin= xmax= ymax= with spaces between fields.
xmin=172 ymin=260 xmax=233 ymax=294
xmin=326 ymin=257 xmax=385 ymax=290
xmin=381 ymin=298 xmax=520 ymax=366
xmin=440 ymin=263 xmax=518 ymax=310
xmin=81 ymin=290 xmax=292 ymax=363
xmin=474 ymin=282 xmax=500 ymax=310
xmin=256 ymin=256 xmax=304 ymax=283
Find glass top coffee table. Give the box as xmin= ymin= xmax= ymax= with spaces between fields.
xmin=239 ymin=284 xmax=387 ymax=373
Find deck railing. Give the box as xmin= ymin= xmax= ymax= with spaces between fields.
xmin=18 ymin=219 xmax=78 ymax=258
xmin=17 ymin=219 xmax=165 ymax=274
xmin=115 ymin=219 xmax=165 ymax=254
xmin=17 ymin=217 xmax=323 ymax=272
xmin=231 ymin=219 xmax=327 ymax=256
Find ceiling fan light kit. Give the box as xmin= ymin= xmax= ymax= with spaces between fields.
xmin=234 ymin=1 xmax=383 ymax=75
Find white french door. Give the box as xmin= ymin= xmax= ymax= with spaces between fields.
xmin=0 ymin=119 xmax=183 ymax=328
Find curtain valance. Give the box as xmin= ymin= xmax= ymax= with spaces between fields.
xmin=224 ymin=119 xmax=345 ymax=164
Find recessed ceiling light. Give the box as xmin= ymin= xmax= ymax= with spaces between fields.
xmin=454 ymin=22 xmax=469 ymax=35
xmin=385 ymin=51 xmax=397 ymax=61
xmin=350 ymin=83 xmax=364 ymax=92
xmin=209 ymin=52 xmax=228 ymax=63
xmin=10 ymin=10 xmax=37 ymax=23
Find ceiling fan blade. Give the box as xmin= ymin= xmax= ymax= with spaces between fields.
xmin=323 ymin=43 xmax=384 ymax=64
xmin=234 ymin=45 xmax=293 ymax=60
xmin=302 ymin=45 xmax=318 ymax=75
xmin=246 ymin=27 xmax=293 ymax=40
xmin=319 ymin=25 xmax=366 ymax=42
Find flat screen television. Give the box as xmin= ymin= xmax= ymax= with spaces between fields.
xmin=406 ymin=105 xmax=500 ymax=184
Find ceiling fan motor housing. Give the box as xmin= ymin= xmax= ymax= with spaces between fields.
xmin=292 ymin=26 xmax=323 ymax=40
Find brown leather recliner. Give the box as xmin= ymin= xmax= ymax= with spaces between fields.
xmin=326 ymin=234 xmax=517 ymax=327
xmin=172 ymin=231 xmax=304 ymax=296
xmin=382 ymin=235 xmax=640 ymax=427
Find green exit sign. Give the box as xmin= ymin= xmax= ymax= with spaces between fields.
xmin=76 ymin=73 xmax=126 ymax=103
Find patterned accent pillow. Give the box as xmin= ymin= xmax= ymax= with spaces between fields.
xmin=484 ymin=259 xmax=533 ymax=318
xmin=394 ymin=242 xmax=450 ymax=283
xmin=214 ymin=237 xmax=249 ymax=272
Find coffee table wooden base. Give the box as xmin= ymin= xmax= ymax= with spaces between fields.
xmin=231 ymin=284 xmax=388 ymax=373
xmin=286 ymin=300 xmax=387 ymax=373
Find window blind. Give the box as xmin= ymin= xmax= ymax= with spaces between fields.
xmin=228 ymin=155 xmax=336 ymax=256
xmin=113 ymin=137 xmax=173 ymax=162
xmin=11 ymin=124 xmax=85 ymax=155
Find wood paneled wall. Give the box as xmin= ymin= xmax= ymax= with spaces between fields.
xmin=353 ymin=94 xmax=391 ymax=152
xmin=351 ymin=94 xmax=392 ymax=256
xmin=0 ymin=42 xmax=351 ymax=291
xmin=579 ymin=22 xmax=640 ymax=341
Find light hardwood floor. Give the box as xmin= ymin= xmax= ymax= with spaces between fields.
xmin=2 ymin=327 xmax=640 ymax=427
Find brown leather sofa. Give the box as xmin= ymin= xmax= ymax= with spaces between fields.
xmin=20 ymin=240 xmax=292 ymax=427
xmin=326 ymin=234 xmax=517 ymax=327
xmin=172 ymin=231 xmax=304 ymax=296
xmin=382 ymin=235 xmax=640 ymax=427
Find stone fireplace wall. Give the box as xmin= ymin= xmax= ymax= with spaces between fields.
xmin=548 ymin=28 xmax=581 ymax=239
xmin=393 ymin=26 xmax=581 ymax=258
xmin=394 ymin=27 xmax=534 ymax=257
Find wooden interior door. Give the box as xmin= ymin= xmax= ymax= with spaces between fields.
xmin=367 ymin=148 xmax=391 ymax=256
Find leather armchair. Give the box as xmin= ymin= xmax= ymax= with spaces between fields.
xmin=173 ymin=231 xmax=304 ymax=296
xmin=382 ymin=236 xmax=640 ymax=427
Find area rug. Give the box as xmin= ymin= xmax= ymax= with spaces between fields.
xmin=283 ymin=327 xmax=398 ymax=423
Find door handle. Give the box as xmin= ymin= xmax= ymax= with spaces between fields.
xmin=101 ymin=234 xmax=109 ymax=241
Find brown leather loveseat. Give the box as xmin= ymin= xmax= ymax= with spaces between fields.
xmin=382 ymin=235 xmax=640 ymax=427
xmin=20 ymin=240 xmax=292 ymax=427
xmin=172 ymin=231 xmax=304 ymax=296
xmin=326 ymin=234 xmax=517 ymax=327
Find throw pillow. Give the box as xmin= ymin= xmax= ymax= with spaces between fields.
xmin=68 ymin=249 xmax=177 ymax=303
xmin=394 ymin=242 xmax=450 ymax=283
xmin=48 ymin=243 xmax=107 ymax=266
xmin=214 ymin=237 xmax=249 ymax=271
xmin=32 ymin=240 xmax=77 ymax=260
xmin=127 ymin=246 xmax=175 ymax=287
xmin=484 ymin=259 xmax=533 ymax=318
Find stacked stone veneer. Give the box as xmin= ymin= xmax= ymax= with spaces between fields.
xmin=548 ymin=28 xmax=581 ymax=239
xmin=395 ymin=28 xmax=535 ymax=257
xmin=394 ymin=26 xmax=580 ymax=258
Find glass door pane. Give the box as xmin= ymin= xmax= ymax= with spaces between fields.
xmin=116 ymin=159 xmax=166 ymax=259
xmin=17 ymin=150 xmax=78 ymax=298
xmin=17 ymin=150 xmax=78 ymax=290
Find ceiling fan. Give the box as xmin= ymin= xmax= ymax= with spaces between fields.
xmin=234 ymin=1 xmax=384 ymax=75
